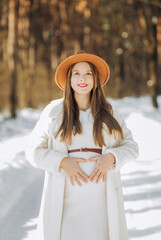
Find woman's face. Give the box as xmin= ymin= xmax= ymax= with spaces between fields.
xmin=71 ymin=62 xmax=94 ymax=97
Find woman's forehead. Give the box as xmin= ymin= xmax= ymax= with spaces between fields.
xmin=72 ymin=62 xmax=91 ymax=71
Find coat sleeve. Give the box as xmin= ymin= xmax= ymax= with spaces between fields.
xmin=105 ymin=109 xmax=139 ymax=172
xmin=25 ymin=104 xmax=68 ymax=174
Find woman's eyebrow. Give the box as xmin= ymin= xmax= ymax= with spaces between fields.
xmin=73 ymin=69 xmax=92 ymax=72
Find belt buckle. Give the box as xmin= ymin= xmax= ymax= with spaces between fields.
xmin=80 ymin=148 xmax=88 ymax=152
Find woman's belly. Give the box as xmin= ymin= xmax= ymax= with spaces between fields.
xmin=64 ymin=151 xmax=107 ymax=208
xmin=61 ymin=152 xmax=109 ymax=240
xmin=67 ymin=151 xmax=101 ymax=176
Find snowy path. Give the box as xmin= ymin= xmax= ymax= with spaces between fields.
xmin=0 ymin=173 xmax=43 ymax=240
xmin=0 ymin=96 xmax=161 ymax=240
xmin=1 ymin=159 xmax=161 ymax=240
xmin=123 ymin=162 xmax=161 ymax=240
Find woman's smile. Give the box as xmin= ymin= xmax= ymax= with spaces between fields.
xmin=78 ymin=83 xmax=88 ymax=88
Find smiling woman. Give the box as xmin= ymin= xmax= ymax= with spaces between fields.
xmin=70 ymin=62 xmax=94 ymax=109
xmin=25 ymin=50 xmax=139 ymax=240
xmin=71 ymin=63 xmax=93 ymax=96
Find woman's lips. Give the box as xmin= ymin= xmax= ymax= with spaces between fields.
xmin=78 ymin=84 xmax=88 ymax=88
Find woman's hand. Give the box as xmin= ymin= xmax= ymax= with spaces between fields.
xmin=88 ymin=153 xmax=116 ymax=183
xmin=60 ymin=157 xmax=89 ymax=186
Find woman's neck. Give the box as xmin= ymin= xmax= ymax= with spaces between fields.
xmin=74 ymin=94 xmax=91 ymax=110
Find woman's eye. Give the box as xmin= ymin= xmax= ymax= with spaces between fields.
xmin=74 ymin=72 xmax=79 ymax=75
xmin=87 ymin=72 xmax=92 ymax=75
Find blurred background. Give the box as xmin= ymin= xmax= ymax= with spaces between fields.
xmin=0 ymin=0 xmax=161 ymax=117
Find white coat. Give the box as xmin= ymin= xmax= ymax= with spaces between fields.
xmin=25 ymin=98 xmax=139 ymax=240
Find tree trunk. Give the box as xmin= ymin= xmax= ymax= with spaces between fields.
xmin=157 ymin=16 xmax=161 ymax=93
xmin=152 ymin=21 xmax=159 ymax=108
xmin=143 ymin=4 xmax=159 ymax=108
xmin=8 ymin=0 xmax=18 ymax=118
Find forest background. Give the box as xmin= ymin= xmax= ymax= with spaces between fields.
xmin=0 ymin=0 xmax=161 ymax=117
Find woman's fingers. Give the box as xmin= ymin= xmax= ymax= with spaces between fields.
xmin=77 ymin=168 xmax=89 ymax=180
xmin=76 ymin=158 xmax=86 ymax=163
xmin=77 ymin=172 xmax=88 ymax=183
xmin=69 ymin=175 xmax=83 ymax=186
xmin=73 ymin=176 xmax=82 ymax=186
xmin=90 ymin=169 xmax=100 ymax=181
xmin=76 ymin=158 xmax=89 ymax=180
xmin=88 ymin=157 xmax=98 ymax=162
xmin=70 ymin=176 xmax=74 ymax=186
xmin=96 ymin=173 xmax=103 ymax=183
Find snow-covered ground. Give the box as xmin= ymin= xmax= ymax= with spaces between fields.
xmin=0 ymin=95 xmax=161 ymax=240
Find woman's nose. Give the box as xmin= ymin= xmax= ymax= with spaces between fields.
xmin=79 ymin=74 xmax=86 ymax=81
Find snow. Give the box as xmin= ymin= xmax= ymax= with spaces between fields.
xmin=0 ymin=95 xmax=161 ymax=240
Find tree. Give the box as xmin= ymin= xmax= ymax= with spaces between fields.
xmin=7 ymin=0 xmax=18 ymax=117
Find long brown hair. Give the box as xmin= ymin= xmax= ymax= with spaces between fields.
xmin=55 ymin=62 xmax=123 ymax=146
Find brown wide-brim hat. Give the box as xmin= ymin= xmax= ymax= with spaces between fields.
xmin=55 ymin=50 xmax=110 ymax=90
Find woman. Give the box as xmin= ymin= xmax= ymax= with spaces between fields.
xmin=25 ymin=50 xmax=139 ymax=240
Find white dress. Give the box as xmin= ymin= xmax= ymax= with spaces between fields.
xmin=61 ymin=109 xmax=110 ymax=240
